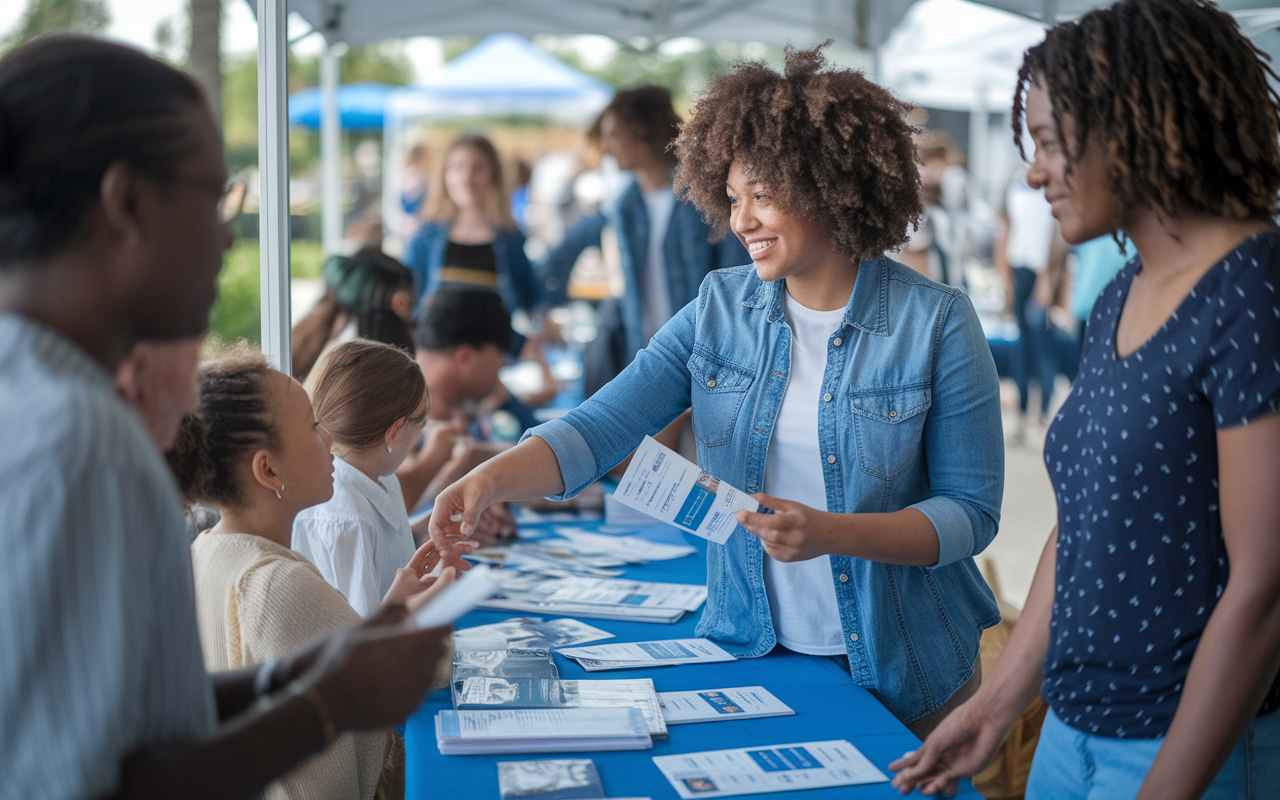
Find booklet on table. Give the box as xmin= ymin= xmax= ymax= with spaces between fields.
xmin=496 ymin=759 xmax=604 ymax=800
xmin=558 ymin=639 xmax=737 ymax=672
xmin=657 ymin=686 xmax=794 ymax=725
xmin=435 ymin=707 xmax=652 ymax=755
xmin=652 ymin=740 xmax=888 ymax=798
xmin=612 ymin=436 xmax=765 ymax=545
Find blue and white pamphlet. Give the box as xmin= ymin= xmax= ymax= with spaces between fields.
xmin=657 ymin=686 xmax=794 ymax=725
xmin=613 ymin=436 xmax=763 ymax=545
xmin=557 ymin=639 xmax=737 ymax=672
xmin=652 ymin=740 xmax=887 ymax=798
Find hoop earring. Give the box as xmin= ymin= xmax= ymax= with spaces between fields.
xmin=275 ymin=484 xmax=284 ymax=500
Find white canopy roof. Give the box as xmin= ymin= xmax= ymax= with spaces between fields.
xmin=879 ymin=0 xmax=1046 ymax=111
xmin=287 ymin=0 xmax=917 ymax=50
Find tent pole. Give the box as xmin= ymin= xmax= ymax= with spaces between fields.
xmin=320 ymin=44 xmax=343 ymax=257
xmin=257 ymin=0 xmax=292 ymax=374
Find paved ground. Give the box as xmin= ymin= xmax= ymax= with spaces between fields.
xmin=981 ymin=383 xmax=1064 ymax=610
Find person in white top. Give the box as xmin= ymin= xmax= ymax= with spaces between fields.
xmin=175 ymin=343 xmax=451 ymax=799
xmin=294 ymin=339 xmax=453 ymax=616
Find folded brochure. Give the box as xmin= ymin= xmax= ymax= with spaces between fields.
xmin=613 ymin=436 xmax=764 ymax=545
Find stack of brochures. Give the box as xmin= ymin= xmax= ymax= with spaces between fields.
xmin=478 ymin=572 xmax=707 ymax=624
xmin=450 ymin=626 xmax=670 ymax=738
xmin=657 ymin=686 xmax=794 ymax=725
xmin=435 ymin=707 xmax=653 ymax=754
xmin=562 ymin=678 xmax=668 ymax=738
xmin=558 ymin=639 xmax=737 ymax=672
xmin=496 ymin=759 xmax=605 ymax=800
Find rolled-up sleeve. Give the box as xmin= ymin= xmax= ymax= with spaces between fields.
xmin=913 ymin=291 xmax=1004 ymax=567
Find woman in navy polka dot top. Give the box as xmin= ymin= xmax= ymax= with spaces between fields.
xmin=892 ymin=0 xmax=1280 ymax=797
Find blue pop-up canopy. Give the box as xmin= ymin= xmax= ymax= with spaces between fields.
xmin=288 ymin=81 xmax=395 ymax=130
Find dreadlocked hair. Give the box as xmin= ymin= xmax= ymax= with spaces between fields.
xmin=167 ymin=342 xmax=279 ymax=508
xmin=673 ymin=41 xmax=922 ymax=261
xmin=1012 ymin=0 xmax=1280 ymax=222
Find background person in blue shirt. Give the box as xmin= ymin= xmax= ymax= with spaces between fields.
xmin=431 ymin=44 xmax=1005 ymax=737
xmin=539 ymin=85 xmax=750 ymax=396
xmin=892 ymin=1 xmax=1280 ymax=797
xmin=402 ymin=134 xmax=540 ymax=315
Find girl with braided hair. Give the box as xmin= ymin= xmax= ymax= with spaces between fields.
xmin=430 ymin=43 xmax=1006 ymax=736
xmin=892 ymin=0 xmax=1280 ymax=796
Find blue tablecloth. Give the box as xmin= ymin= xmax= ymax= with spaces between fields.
xmin=404 ymin=518 xmax=983 ymax=799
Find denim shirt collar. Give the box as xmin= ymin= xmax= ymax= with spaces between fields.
xmin=740 ymin=256 xmax=890 ymax=335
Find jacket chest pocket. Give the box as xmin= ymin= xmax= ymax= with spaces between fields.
xmin=688 ymin=351 xmax=755 ymax=447
xmin=849 ymin=384 xmax=931 ymax=479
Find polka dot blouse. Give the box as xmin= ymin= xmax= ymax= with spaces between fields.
xmin=1043 ymin=231 xmax=1280 ymax=738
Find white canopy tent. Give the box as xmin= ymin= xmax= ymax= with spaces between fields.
xmin=253 ymin=0 xmax=1280 ymax=371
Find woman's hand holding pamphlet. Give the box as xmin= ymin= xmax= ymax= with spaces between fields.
xmin=613 ymin=436 xmax=766 ymax=545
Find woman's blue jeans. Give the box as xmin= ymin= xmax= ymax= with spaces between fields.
xmin=1026 ymin=706 xmax=1280 ymax=799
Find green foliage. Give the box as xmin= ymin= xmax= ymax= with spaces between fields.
xmin=208 ymin=239 xmax=327 ymax=345
xmin=2 ymin=0 xmax=109 ymax=50
xmin=210 ymin=239 xmax=261 ymax=345
xmin=221 ymin=42 xmax=415 ymax=175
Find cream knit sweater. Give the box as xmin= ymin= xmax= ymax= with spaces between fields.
xmin=191 ymin=532 xmax=396 ymax=800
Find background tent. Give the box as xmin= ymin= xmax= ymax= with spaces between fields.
xmin=288 ymin=81 xmax=395 ymax=129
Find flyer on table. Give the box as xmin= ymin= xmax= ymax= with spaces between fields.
xmin=658 ymin=686 xmax=794 ymax=725
xmin=558 ymin=639 xmax=736 ymax=669
xmin=613 ymin=436 xmax=761 ymax=545
xmin=652 ymin=740 xmax=887 ymax=799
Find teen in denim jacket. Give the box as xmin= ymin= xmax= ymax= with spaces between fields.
xmin=430 ymin=45 xmax=1005 ymax=736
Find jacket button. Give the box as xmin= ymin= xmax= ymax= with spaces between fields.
xmin=826 ymin=454 xmax=837 ymax=464
xmin=833 ymin=337 xmax=843 ymax=347
xmin=706 ymin=379 xmax=716 ymax=388
xmin=839 ymin=573 xmax=849 ymax=583
xmin=889 ymin=410 xmax=897 ymax=418
xmin=849 ymin=633 xmax=859 ymax=642
xmin=823 ymin=393 xmax=832 ymax=402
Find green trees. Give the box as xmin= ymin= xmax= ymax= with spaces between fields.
xmin=2 ymin=0 xmax=108 ymax=50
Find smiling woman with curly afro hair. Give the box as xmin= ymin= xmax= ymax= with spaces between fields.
xmin=427 ymin=41 xmax=1006 ymax=743
xmin=674 ymin=42 xmax=922 ymax=261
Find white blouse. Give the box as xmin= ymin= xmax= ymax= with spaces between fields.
xmin=292 ymin=456 xmax=416 ymax=617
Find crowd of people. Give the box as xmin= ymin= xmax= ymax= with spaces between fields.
xmin=1 ymin=0 xmax=1278 ymax=797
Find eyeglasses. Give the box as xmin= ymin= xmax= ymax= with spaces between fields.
xmin=219 ymin=172 xmax=248 ymax=225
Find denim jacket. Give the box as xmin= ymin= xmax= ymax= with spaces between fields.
xmin=539 ymin=178 xmax=749 ymax=361
xmin=403 ymin=221 xmax=541 ymax=313
xmin=529 ymin=258 xmax=1004 ymax=722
